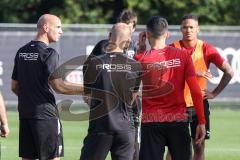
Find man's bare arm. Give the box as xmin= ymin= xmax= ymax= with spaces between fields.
xmin=49 ymin=78 xmax=83 ymax=95
xmin=11 ymin=80 xmax=19 ymax=96
xmin=0 ymin=93 xmax=9 ymax=137
xmin=203 ymin=61 xmax=234 ymax=99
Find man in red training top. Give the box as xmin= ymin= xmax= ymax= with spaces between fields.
xmin=135 ymin=16 xmax=206 ymax=160
xmin=166 ymin=14 xmax=234 ymax=160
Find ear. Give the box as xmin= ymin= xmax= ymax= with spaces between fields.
xmin=131 ymin=27 xmax=136 ymax=33
xmin=131 ymin=22 xmax=136 ymax=32
xmin=165 ymin=32 xmax=170 ymax=39
xmin=197 ymin=25 xmax=200 ymax=33
xmin=43 ymin=23 xmax=49 ymax=33
xmin=146 ymin=31 xmax=151 ymax=38
xmin=180 ymin=25 xmax=183 ymax=32
xmin=108 ymin=32 xmax=112 ymax=39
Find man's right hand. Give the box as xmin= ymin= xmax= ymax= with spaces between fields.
xmin=195 ymin=124 xmax=206 ymax=145
xmin=0 ymin=124 xmax=9 ymax=138
xmin=83 ymin=94 xmax=91 ymax=106
xmin=138 ymin=31 xmax=147 ymax=51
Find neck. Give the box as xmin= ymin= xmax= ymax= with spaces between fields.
xmin=106 ymin=40 xmax=124 ymax=53
xmin=106 ymin=45 xmax=123 ymax=53
xmin=182 ymin=39 xmax=198 ymax=48
xmin=107 ymin=48 xmax=123 ymax=53
xmin=150 ymin=38 xmax=166 ymax=50
xmin=35 ymin=33 xmax=49 ymax=46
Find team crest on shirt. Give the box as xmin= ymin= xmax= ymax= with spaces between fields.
xmin=126 ymin=50 xmax=135 ymax=59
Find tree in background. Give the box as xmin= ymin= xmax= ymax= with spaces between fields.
xmin=0 ymin=0 xmax=239 ymax=25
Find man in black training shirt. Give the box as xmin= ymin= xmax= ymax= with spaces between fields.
xmin=84 ymin=9 xmax=142 ymax=160
xmin=11 ymin=14 xmax=83 ymax=160
xmin=80 ymin=23 xmax=142 ymax=160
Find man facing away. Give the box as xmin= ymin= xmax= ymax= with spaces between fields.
xmin=166 ymin=14 xmax=234 ymax=160
xmin=81 ymin=23 xmax=142 ymax=160
xmin=11 ymin=14 xmax=83 ymax=160
xmin=84 ymin=9 xmax=141 ymax=160
xmin=135 ymin=16 xmax=206 ymax=160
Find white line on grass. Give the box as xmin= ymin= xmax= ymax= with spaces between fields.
xmin=2 ymin=146 xmax=240 ymax=152
xmin=207 ymin=148 xmax=240 ymax=152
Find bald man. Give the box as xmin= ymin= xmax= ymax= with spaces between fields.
xmin=11 ymin=14 xmax=83 ymax=160
xmin=80 ymin=23 xmax=142 ymax=160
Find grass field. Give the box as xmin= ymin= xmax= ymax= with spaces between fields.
xmin=1 ymin=108 xmax=240 ymax=160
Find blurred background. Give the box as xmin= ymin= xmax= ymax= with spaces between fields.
xmin=0 ymin=0 xmax=239 ymax=159
xmin=0 ymin=0 xmax=239 ymax=105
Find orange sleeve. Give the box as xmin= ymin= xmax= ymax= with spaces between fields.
xmin=186 ymin=76 xmax=206 ymax=124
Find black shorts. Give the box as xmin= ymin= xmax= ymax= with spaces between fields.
xmin=187 ymin=99 xmax=210 ymax=139
xmin=80 ymin=131 xmax=135 ymax=160
xmin=19 ymin=119 xmax=64 ymax=159
xmin=140 ymin=122 xmax=191 ymax=160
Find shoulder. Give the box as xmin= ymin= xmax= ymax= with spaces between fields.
xmin=97 ymin=39 xmax=108 ymax=46
xmin=168 ymin=40 xmax=181 ymax=48
xmin=202 ymin=41 xmax=222 ymax=57
xmin=169 ymin=43 xmax=175 ymax=47
xmin=44 ymin=48 xmax=59 ymax=59
xmin=202 ymin=40 xmax=224 ymax=65
xmin=128 ymin=56 xmax=141 ymax=65
xmin=166 ymin=45 xmax=180 ymax=52
xmin=46 ymin=48 xmax=58 ymax=55
xmin=90 ymin=39 xmax=108 ymax=56
xmin=202 ymin=41 xmax=217 ymax=50
xmin=94 ymin=39 xmax=108 ymax=50
xmin=87 ymin=54 xmax=104 ymax=65
xmin=41 ymin=47 xmax=59 ymax=63
xmin=166 ymin=46 xmax=192 ymax=62
xmin=134 ymin=50 xmax=147 ymax=61
xmin=166 ymin=45 xmax=190 ymax=55
xmin=16 ymin=41 xmax=32 ymax=53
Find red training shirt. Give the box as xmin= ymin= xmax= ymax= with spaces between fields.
xmin=135 ymin=46 xmax=205 ymax=123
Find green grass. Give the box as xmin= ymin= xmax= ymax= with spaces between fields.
xmin=205 ymin=109 xmax=240 ymax=160
xmin=1 ymin=109 xmax=240 ymax=160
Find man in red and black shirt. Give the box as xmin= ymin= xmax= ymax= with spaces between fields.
xmin=135 ymin=16 xmax=206 ymax=160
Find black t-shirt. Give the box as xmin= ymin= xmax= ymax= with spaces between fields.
xmin=84 ymin=52 xmax=142 ymax=133
xmin=12 ymin=41 xmax=59 ymax=119
xmin=84 ymin=39 xmax=141 ymax=121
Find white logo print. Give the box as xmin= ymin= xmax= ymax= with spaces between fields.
xmin=147 ymin=59 xmax=181 ymax=69
xmin=126 ymin=50 xmax=135 ymax=59
xmin=96 ymin=64 xmax=132 ymax=72
xmin=58 ymin=145 xmax=63 ymax=155
xmin=19 ymin=52 xmax=39 ymax=61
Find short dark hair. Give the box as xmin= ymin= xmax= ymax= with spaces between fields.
xmin=146 ymin=16 xmax=168 ymax=38
xmin=117 ymin=9 xmax=137 ymax=28
xmin=181 ymin=14 xmax=199 ymax=23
